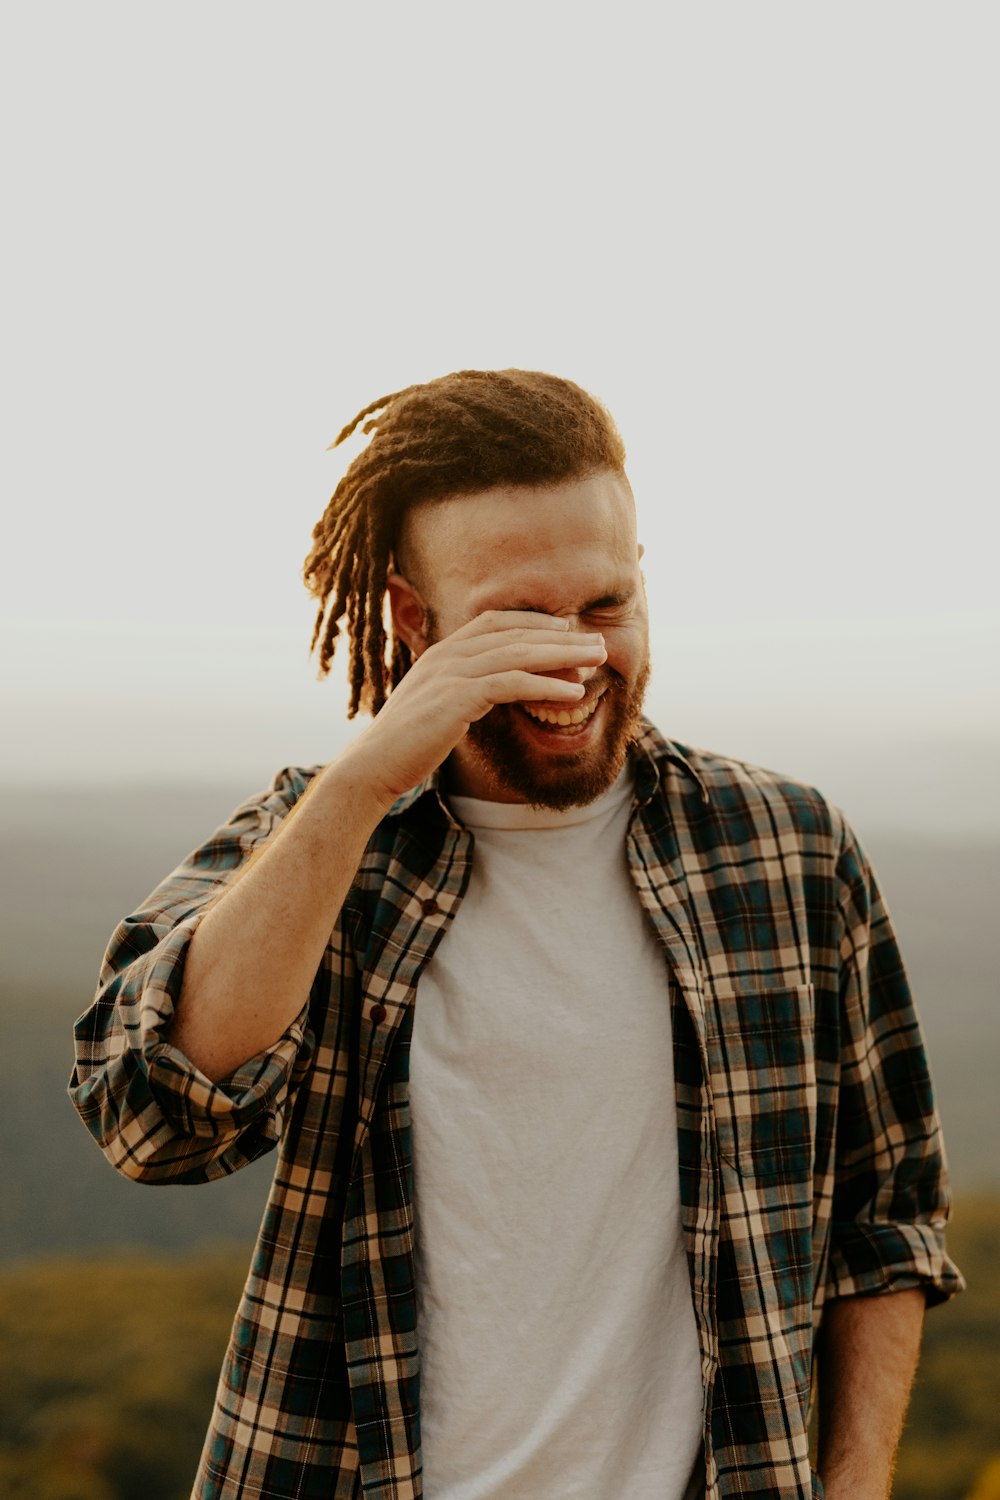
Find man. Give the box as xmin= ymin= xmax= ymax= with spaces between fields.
xmin=70 ymin=368 xmax=963 ymax=1500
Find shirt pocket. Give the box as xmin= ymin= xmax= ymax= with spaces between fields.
xmin=706 ymin=982 xmax=817 ymax=1182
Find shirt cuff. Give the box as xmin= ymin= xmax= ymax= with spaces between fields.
xmin=826 ymin=1219 xmax=967 ymax=1308
xmin=135 ymin=913 xmax=314 ymax=1141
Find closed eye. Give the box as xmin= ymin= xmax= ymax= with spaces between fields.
xmin=503 ymin=591 xmax=634 ymax=617
xmin=581 ymin=594 xmax=634 ymax=621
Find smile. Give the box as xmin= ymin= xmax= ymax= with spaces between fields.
xmin=519 ymin=691 xmax=605 ymax=731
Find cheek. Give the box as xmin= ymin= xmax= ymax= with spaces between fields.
xmin=603 ymin=622 xmax=647 ymax=681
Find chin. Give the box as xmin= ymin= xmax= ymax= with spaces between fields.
xmin=468 ymin=695 xmax=638 ymax=810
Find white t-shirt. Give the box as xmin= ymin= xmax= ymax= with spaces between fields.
xmin=409 ymin=767 xmax=705 ymax=1500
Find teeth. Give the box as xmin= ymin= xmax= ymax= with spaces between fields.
xmin=522 ymin=696 xmax=601 ymax=727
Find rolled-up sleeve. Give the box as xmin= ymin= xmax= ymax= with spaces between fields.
xmin=68 ymin=769 xmax=318 ymax=1185
xmin=825 ymin=821 xmax=966 ymax=1307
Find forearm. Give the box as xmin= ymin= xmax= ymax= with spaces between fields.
xmin=170 ymin=753 xmax=393 ymax=1082
xmin=816 ymin=1287 xmax=926 ymax=1499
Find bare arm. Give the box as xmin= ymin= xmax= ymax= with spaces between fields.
xmin=169 ymin=611 xmax=606 ymax=1081
xmin=168 ymin=758 xmax=392 ymax=1081
xmin=816 ymin=1288 xmax=926 ymax=1500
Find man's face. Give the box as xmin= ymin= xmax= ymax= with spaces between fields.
xmin=396 ymin=470 xmax=650 ymax=810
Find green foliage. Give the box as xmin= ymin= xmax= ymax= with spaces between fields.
xmin=0 ymin=1199 xmax=995 ymax=1499
xmin=0 ymin=1249 xmax=246 ymax=1500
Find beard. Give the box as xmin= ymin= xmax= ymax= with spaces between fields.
xmin=458 ymin=651 xmax=651 ymax=811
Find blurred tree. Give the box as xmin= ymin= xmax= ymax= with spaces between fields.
xmin=0 ymin=1250 xmax=245 ymax=1500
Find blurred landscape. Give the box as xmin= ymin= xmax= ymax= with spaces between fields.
xmin=2 ymin=780 xmax=998 ymax=1498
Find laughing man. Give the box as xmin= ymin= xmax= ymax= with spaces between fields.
xmin=71 ymin=368 xmax=963 ymax=1500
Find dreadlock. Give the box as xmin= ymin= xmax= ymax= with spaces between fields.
xmin=302 ymin=368 xmax=628 ymax=718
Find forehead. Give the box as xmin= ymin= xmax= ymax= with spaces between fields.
xmin=406 ymin=470 xmax=638 ymax=613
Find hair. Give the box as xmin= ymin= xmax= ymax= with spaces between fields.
xmin=302 ymin=367 xmax=628 ymax=718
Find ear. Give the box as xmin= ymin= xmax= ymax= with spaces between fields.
xmin=387 ymin=572 xmax=431 ymax=656
xmin=637 ymin=542 xmax=645 ymax=561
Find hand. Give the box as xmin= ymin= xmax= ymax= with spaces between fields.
xmin=339 ymin=610 xmax=608 ymax=807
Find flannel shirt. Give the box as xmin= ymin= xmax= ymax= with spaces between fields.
xmin=69 ymin=720 xmax=964 ymax=1500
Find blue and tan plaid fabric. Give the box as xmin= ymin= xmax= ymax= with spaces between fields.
xmin=69 ymin=720 xmax=964 ymax=1500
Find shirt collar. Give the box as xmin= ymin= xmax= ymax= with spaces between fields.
xmin=629 ymin=717 xmax=710 ymax=807
xmin=385 ymin=716 xmax=709 ymax=822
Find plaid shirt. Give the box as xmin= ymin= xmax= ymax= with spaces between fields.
xmin=69 ymin=720 xmax=963 ymax=1500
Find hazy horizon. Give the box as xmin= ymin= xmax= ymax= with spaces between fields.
xmin=8 ymin=701 xmax=998 ymax=841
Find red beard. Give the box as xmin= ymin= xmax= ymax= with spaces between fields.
xmin=457 ymin=655 xmax=650 ymax=810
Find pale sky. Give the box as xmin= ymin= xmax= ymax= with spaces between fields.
xmin=3 ymin=4 xmax=998 ymax=835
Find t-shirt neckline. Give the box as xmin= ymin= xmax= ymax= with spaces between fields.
xmin=445 ymin=764 xmax=634 ymax=832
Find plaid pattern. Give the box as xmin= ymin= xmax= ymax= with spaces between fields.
xmin=69 ymin=720 xmax=964 ymax=1499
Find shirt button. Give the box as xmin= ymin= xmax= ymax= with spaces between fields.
xmin=370 ymin=1004 xmax=387 ymax=1025
xmin=421 ymin=898 xmax=440 ymax=916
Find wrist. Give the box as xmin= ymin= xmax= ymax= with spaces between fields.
xmin=818 ymin=1457 xmax=892 ymax=1500
xmin=318 ymin=747 xmax=402 ymax=826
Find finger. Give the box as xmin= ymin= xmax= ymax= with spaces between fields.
xmin=453 ymin=627 xmax=606 ymax=660
xmin=478 ymin=671 xmax=590 ymax=706
xmin=463 ymin=640 xmax=607 ymax=677
xmin=451 ymin=610 xmax=571 ymax=640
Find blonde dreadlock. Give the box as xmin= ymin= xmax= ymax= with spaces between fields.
xmin=302 ymin=368 xmax=628 ymax=718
